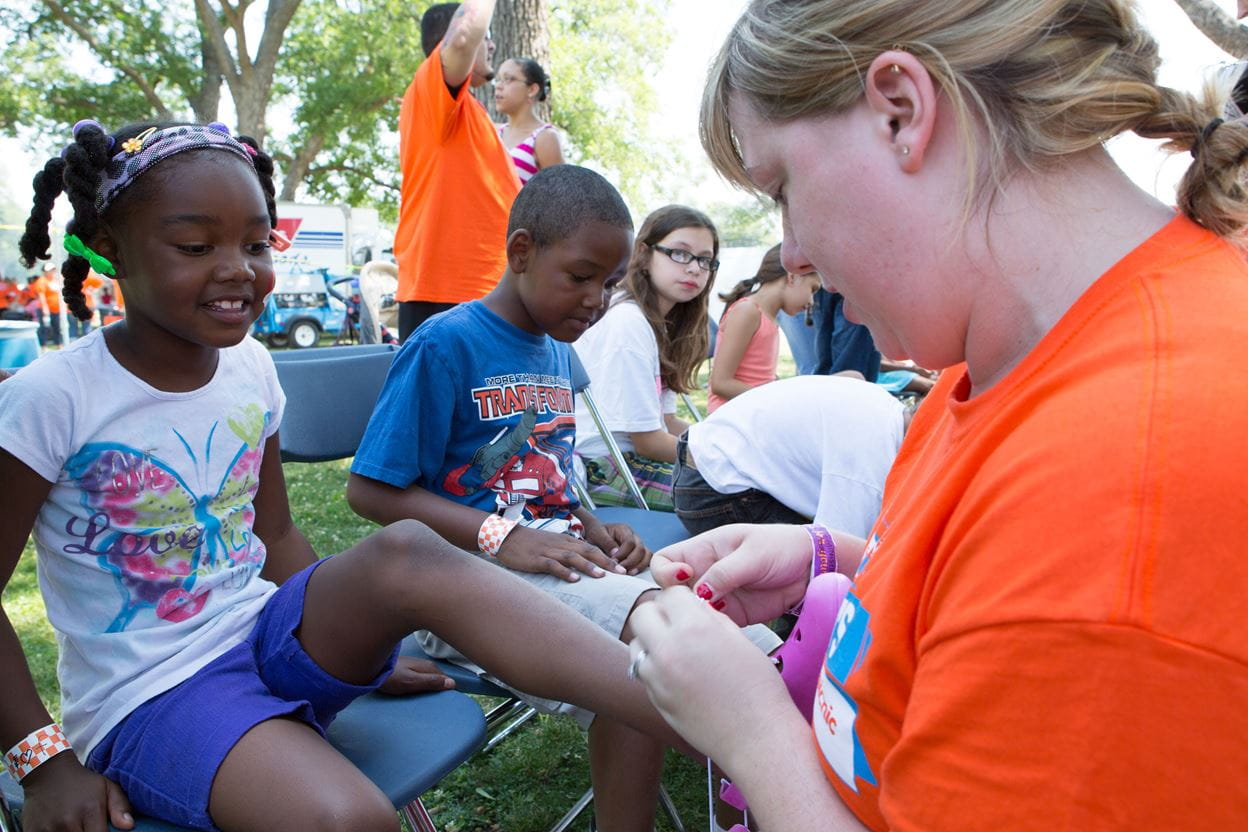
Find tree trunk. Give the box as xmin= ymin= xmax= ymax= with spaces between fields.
xmin=188 ymin=33 xmax=223 ymax=124
xmin=194 ymin=0 xmax=303 ymax=143
xmin=1173 ymin=0 xmax=1248 ymax=58
xmin=279 ymin=133 xmax=327 ymax=201
xmin=476 ymin=0 xmax=551 ymax=122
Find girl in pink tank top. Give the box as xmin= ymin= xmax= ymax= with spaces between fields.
xmin=493 ymin=57 xmax=564 ymax=185
xmin=709 ymin=244 xmax=821 ymax=412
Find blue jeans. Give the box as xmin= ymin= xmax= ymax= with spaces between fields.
xmin=672 ymin=436 xmax=808 ymax=536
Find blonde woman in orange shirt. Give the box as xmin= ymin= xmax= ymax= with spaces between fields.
xmin=627 ymin=2 xmax=1248 ymax=830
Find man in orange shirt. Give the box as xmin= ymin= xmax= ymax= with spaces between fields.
xmin=394 ymin=0 xmax=519 ymax=341
xmin=30 ymin=263 xmax=61 ymax=345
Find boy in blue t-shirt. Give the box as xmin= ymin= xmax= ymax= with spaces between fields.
xmin=348 ymin=164 xmax=667 ymax=829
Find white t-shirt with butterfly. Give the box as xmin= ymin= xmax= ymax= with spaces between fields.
xmin=0 ymin=330 xmax=284 ymax=758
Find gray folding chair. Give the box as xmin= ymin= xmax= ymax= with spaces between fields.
xmin=568 ymin=348 xmax=692 ymax=551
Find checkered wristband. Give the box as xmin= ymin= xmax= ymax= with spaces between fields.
xmin=478 ymin=514 xmax=519 ymax=558
xmin=5 ymin=723 xmax=72 ymax=782
xmin=790 ymin=525 xmax=838 ymax=615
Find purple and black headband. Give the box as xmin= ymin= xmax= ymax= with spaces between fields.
xmin=66 ymin=120 xmax=258 ymax=214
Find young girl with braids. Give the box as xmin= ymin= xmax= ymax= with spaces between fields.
xmin=572 ymin=205 xmax=716 ymax=511
xmin=627 ymin=1 xmax=1248 ymax=830
xmin=0 ymin=120 xmax=681 ymax=832
xmin=707 ymin=243 xmax=819 ymax=412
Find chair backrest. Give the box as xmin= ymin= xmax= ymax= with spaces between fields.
xmin=568 ymin=347 xmax=650 ymax=510
xmin=270 ymin=343 xmax=397 ymax=362
xmin=273 ymin=343 xmax=398 ymax=462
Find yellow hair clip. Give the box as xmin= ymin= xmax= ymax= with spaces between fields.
xmin=121 ymin=126 xmax=158 ymax=156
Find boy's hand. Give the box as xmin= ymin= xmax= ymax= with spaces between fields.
xmin=20 ymin=752 xmax=134 ymax=831
xmin=584 ymin=522 xmax=651 ymax=575
xmin=497 ymin=526 xmax=627 ymax=582
xmin=379 ymin=655 xmax=455 ymax=695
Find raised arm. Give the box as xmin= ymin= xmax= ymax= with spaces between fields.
xmin=440 ymin=0 xmax=498 ymax=90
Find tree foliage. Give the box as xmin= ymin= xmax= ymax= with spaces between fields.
xmin=549 ymin=0 xmax=675 ymax=209
xmin=0 ymin=0 xmax=673 ymax=220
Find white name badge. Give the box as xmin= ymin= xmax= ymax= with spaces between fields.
xmin=814 ymin=593 xmax=877 ymax=790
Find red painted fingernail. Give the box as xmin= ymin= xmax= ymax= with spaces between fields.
xmin=675 ymin=568 xmax=691 ymax=582
xmin=711 ymin=599 xmax=726 ymax=611
xmin=695 ymin=583 xmax=713 ymax=600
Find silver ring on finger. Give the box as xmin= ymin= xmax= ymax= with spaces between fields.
xmin=627 ymin=648 xmax=648 ymax=680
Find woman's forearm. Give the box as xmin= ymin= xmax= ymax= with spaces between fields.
xmin=721 ymin=706 xmax=870 ymax=831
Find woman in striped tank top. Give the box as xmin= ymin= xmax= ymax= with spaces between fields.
xmin=494 ymin=57 xmax=564 ymax=185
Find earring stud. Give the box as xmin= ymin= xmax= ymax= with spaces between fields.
xmin=889 ymin=64 xmax=901 ymax=74
xmin=900 ymin=145 xmax=911 ymax=156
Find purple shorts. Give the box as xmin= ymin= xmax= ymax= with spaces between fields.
xmin=86 ymin=557 xmax=399 ymax=831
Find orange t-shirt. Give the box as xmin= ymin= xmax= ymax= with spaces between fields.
xmin=80 ymin=272 xmax=105 ymax=310
xmin=394 ymin=44 xmax=519 ymax=304
xmin=18 ymin=282 xmax=40 ymax=308
xmin=34 ymin=274 xmax=61 ymax=314
xmin=815 ymin=215 xmax=1248 ymax=830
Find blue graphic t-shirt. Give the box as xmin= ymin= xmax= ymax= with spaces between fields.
xmin=0 ymin=331 xmax=283 ymax=757
xmin=353 ymin=301 xmax=579 ymax=523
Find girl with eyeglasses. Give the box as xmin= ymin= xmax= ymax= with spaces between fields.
xmin=493 ymin=57 xmax=564 ymax=185
xmin=708 ymin=243 xmax=821 ymax=413
xmin=572 ymin=205 xmax=716 ymax=511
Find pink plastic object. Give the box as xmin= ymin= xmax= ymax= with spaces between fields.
xmin=715 ymin=572 xmax=853 ymax=824
xmin=772 ymin=571 xmax=853 ymax=721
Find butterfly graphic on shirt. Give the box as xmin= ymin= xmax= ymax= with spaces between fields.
xmin=64 ymin=406 xmax=270 ymax=632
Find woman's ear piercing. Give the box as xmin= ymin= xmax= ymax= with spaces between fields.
xmin=889 ymin=64 xmax=901 ymax=74
xmin=900 ymin=145 xmax=911 ymax=156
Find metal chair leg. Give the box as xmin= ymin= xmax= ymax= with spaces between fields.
xmin=543 ymin=783 xmax=687 ymax=832
xmin=659 ymin=785 xmax=687 ymax=832
xmin=401 ymin=798 xmax=438 ymax=832
xmin=547 ymin=787 xmax=595 ymax=832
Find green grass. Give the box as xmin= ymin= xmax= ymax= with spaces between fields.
xmin=3 ymin=349 xmax=799 ymax=829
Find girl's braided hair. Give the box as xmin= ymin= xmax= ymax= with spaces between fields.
xmin=19 ymin=121 xmax=278 ymax=321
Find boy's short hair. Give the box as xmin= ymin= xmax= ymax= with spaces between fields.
xmin=507 ymin=164 xmax=633 ymax=248
xmin=422 ymin=3 xmax=460 ymax=57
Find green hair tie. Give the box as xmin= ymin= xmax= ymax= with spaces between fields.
xmin=63 ymin=233 xmax=116 ymax=276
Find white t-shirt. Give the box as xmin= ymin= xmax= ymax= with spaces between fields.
xmin=0 ymin=331 xmax=284 ymax=757
xmin=573 ymin=299 xmax=675 ymax=458
xmin=685 ymin=375 xmax=904 ymax=538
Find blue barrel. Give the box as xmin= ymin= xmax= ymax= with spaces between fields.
xmin=0 ymin=321 xmax=41 ymax=370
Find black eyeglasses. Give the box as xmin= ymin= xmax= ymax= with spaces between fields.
xmin=651 ymin=244 xmax=719 ymax=273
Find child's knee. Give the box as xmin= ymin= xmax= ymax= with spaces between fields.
xmin=371 ymin=519 xmax=444 ymax=568
xmin=365 ymin=518 xmax=476 ymax=590
xmin=300 ymin=786 xmax=400 ymax=832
